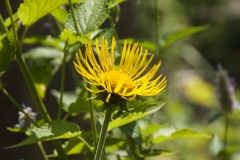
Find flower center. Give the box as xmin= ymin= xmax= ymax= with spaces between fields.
xmin=102 ymin=71 xmax=135 ymax=93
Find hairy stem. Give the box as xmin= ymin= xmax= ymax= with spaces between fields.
xmin=68 ymin=0 xmax=80 ymax=33
xmin=94 ymin=107 xmax=112 ymax=160
xmin=87 ymin=84 xmax=98 ymax=150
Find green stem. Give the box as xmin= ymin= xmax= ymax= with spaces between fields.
xmin=4 ymin=1 xmax=68 ymax=159
xmin=19 ymin=26 xmax=30 ymax=52
xmin=0 ymin=87 xmax=39 ymax=127
xmin=154 ymin=0 xmax=160 ymax=55
xmin=68 ymin=0 xmax=80 ymax=33
xmin=109 ymin=16 xmax=121 ymax=54
xmin=57 ymin=41 xmax=68 ymax=120
xmin=0 ymin=14 xmax=8 ymax=33
xmin=37 ymin=142 xmax=49 ymax=160
xmin=87 ymin=84 xmax=98 ymax=150
xmin=62 ymin=113 xmax=70 ymax=121
xmin=223 ymin=113 xmax=229 ymax=150
xmin=94 ymin=107 xmax=112 ymax=160
xmin=4 ymin=0 xmax=18 ymax=47
xmin=78 ymin=136 xmax=94 ymax=153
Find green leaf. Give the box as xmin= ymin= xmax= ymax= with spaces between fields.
xmin=24 ymin=47 xmax=63 ymax=98
xmin=159 ymin=25 xmax=209 ymax=47
xmin=60 ymin=29 xmax=92 ymax=45
xmin=51 ymin=85 xmax=90 ymax=116
xmin=0 ymin=30 xmax=16 ymax=73
xmin=18 ymin=0 xmax=82 ymax=26
xmin=108 ymin=0 xmax=127 ymax=9
xmin=4 ymin=13 xmax=19 ymax=28
xmin=65 ymin=0 xmax=109 ymax=34
xmin=4 ymin=121 xmax=81 ymax=149
xmin=92 ymin=25 xmax=114 ymax=47
xmin=50 ymin=7 xmax=68 ymax=24
xmin=152 ymin=128 xmax=211 ymax=144
xmin=7 ymin=127 xmax=27 ymax=133
xmin=24 ymin=36 xmax=64 ymax=50
xmin=107 ymin=100 xmax=166 ymax=131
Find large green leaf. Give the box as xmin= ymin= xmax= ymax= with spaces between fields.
xmin=5 ymin=121 xmax=81 ymax=149
xmin=65 ymin=0 xmax=109 ymax=34
xmin=0 ymin=31 xmax=16 ymax=73
xmin=107 ymin=100 xmax=166 ymax=131
xmin=159 ymin=25 xmax=208 ymax=47
xmin=18 ymin=0 xmax=81 ymax=26
xmin=23 ymin=47 xmax=63 ymax=98
xmin=152 ymin=127 xmax=211 ymax=144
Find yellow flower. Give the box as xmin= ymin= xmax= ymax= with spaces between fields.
xmin=73 ymin=37 xmax=167 ymax=103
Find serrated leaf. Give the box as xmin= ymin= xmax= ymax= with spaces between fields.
xmin=18 ymin=0 xmax=81 ymax=26
xmin=107 ymin=100 xmax=166 ymax=131
xmin=0 ymin=30 xmax=16 ymax=73
xmin=159 ymin=25 xmax=209 ymax=47
xmin=65 ymin=0 xmax=109 ymax=34
xmin=4 ymin=121 xmax=81 ymax=149
xmin=92 ymin=26 xmax=114 ymax=47
xmin=23 ymin=47 xmax=63 ymax=98
xmin=152 ymin=128 xmax=211 ymax=144
xmin=50 ymin=7 xmax=68 ymax=24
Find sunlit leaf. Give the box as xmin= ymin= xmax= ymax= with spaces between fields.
xmin=4 ymin=13 xmax=18 ymax=27
xmin=65 ymin=0 xmax=109 ymax=34
xmin=107 ymin=100 xmax=166 ymax=131
xmin=50 ymin=7 xmax=68 ymax=24
xmin=152 ymin=128 xmax=211 ymax=144
xmin=18 ymin=0 xmax=82 ymax=26
xmin=159 ymin=25 xmax=208 ymax=47
xmin=4 ymin=121 xmax=81 ymax=149
xmin=7 ymin=127 xmax=27 ymax=133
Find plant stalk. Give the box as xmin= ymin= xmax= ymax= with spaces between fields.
xmin=37 ymin=142 xmax=49 ymax=160
xmin=68 ymin=0 xmax=80 ymax=33
xmin=78 ymin=136 xmax=94 ymax=153
xmin=4 ymin=1 xmax=68 ymax=159
xmin=0 ymin=88 xmax=39 ymax=127
xmin=0 ymin=14 xmax=8 ymax=33
xmin=57 ymin=41 xmax=68 ymax=120
xmin=87 ymin=84 xmax=98 ymax=150
xmin=94 ymin=107 xmax=112 ymax=160
xmin=223 ymin=113 xmax=229 ymax=150
xmin=155 ymin=0 xmax=160 ymax=55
